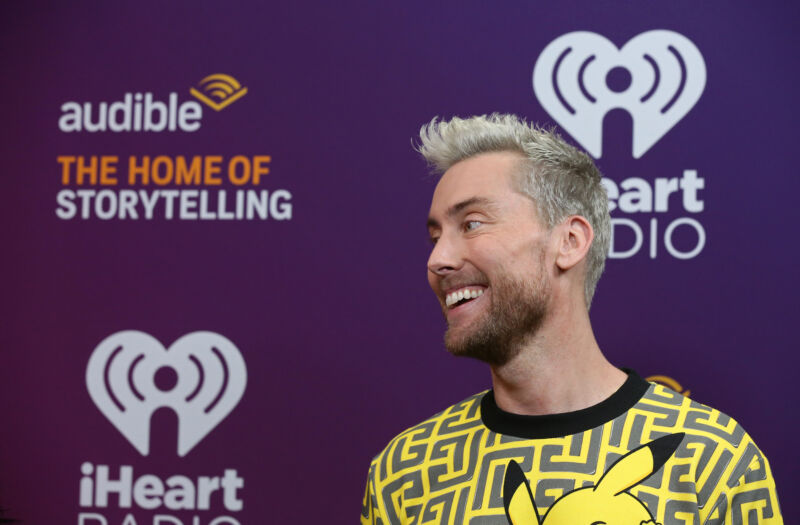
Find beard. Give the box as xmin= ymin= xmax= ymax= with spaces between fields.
xmin=443 ymin=264 xmax=550 ymax=367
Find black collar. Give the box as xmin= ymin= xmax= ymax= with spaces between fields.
xmin=480 ymin=369 xmax=650 ymax=439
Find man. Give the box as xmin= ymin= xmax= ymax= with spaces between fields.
xmin=361 ymin=114 xmax=781 ymax=524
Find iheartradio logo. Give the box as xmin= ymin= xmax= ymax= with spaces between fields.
xmin=86 ymin=331 xmax=247 ymax=457
xmin=533 ymin=30 xmax=706 ymax=158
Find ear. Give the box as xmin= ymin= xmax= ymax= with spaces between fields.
xmin=503 ymin=460 xmax=541 ymax=525
xmin=554 ymin=215 xmax=593 ymax=272
xmin=595 ymin=433 xmax=684 ymax=496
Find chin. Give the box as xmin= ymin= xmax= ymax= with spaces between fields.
xmin=444 ymin=326 xmax=519 ymax=367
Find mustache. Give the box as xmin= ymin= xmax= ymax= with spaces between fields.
xmin=439 ymin=274 xmax=490 ymax=291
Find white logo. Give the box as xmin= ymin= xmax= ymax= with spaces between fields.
xmin=86 ymin=331 xmax=247 ymax=457
xmin=59 ymin=93 xmax=203 ymax=133
xmin=533 ymin=30 xmax=706 ymax=158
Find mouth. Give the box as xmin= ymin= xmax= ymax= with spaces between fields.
xmin=444 ymin=286 xmax=486 ymax=309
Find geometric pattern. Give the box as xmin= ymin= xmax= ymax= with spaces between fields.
xmin=361 ymin=384 xmax=782 ymax=524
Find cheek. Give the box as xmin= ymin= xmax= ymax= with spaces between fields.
xmin=481 ymin=254 xmax=532 ymax=285
xmin=427 ymin=270 xmax=439 ymax=292
xmin=509 ymin=238 xmax=549 ymax=269
xmin=470 ymin=249 xmax=507 ymax=278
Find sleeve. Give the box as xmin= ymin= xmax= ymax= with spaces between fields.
xmin=699 ymin=430 xmax=782 ymax=525
xmin=361 ymin=461 xmax=385 ymax=525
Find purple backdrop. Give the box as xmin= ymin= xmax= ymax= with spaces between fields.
xmin=1 ymin=1 xmax=796 ymax=522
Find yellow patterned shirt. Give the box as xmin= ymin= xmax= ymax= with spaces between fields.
xmin=361 ymin=372 xmax=781 ymax=524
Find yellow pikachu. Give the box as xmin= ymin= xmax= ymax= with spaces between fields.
xmin=503 ymin=433 xmax=684 ymax=525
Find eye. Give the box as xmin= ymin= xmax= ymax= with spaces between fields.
xmin=464 ymin=220 xmax=482 ymax=232
xmin=428 ymin=236 xmax=439 ymax=245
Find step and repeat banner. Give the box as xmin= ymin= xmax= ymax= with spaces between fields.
xmin=1 ymin=2 xmax=796 ymax=523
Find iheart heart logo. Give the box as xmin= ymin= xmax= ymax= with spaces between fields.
xmin=533 ymin=30 xmax=706 ymax=159
xmin=86 ymin=331 xmax=247 ymax=456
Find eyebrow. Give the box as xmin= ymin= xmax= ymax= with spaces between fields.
xmin=426 ymin=196 xmax=494 ymax=229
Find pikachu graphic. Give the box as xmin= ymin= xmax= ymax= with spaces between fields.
xmin=503 ymin=433 xmax=684 ymax=525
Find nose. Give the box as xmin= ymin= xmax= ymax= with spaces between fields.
xmin=427 ymin=232 xmax=463 ymax=277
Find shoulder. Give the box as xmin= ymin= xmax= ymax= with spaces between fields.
xmin=361 ymin=393 xmax=487 ymax=524
xmin=635 ymin=382 xmax=781 ymax=520
xmin=633 ymin=381 xmax=763 ymax=456
xmin=635 ymin=382 xmax=754 ymax=449
xmin=367 ymin=391 xmax=486 ymax=481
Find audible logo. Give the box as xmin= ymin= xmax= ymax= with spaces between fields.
xmin=58 ymin=74 xmax=246 ymax=133
xmin=59 ymin=93 xmax=202 ymax=133
xmin=190 ymin=74 xmax=248 ymax=111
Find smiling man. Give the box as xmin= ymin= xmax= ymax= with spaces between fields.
xmin=361 ymin=114 xmax=781 ymax=524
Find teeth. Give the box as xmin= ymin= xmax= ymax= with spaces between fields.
xmin=445 ymin=288 xmax=484 ymax=307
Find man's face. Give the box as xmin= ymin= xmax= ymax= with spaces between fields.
xmin=426 ymin=151 xmax=553 ymax=366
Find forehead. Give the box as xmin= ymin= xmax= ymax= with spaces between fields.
xmin=430 ymin=151 xmax=525 ymax=211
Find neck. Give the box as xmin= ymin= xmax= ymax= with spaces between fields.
xmin=489 ymin=301 xmax=626 ymax=416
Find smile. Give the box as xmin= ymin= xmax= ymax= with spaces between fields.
xmin=445 ymin=287 xmax=485 ymax=308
